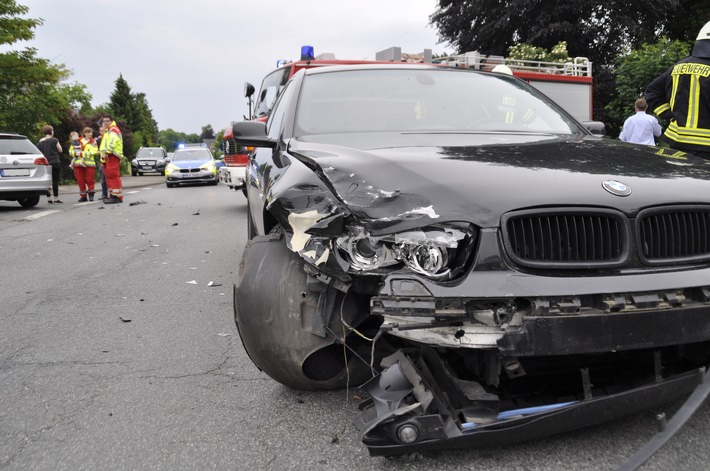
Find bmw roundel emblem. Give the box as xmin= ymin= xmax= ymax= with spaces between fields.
xmin=602 ymin=180 xmax=631 ymax=197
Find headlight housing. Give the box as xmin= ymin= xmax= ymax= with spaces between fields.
xmin=335 ymin=223 xmax=477 ymax=280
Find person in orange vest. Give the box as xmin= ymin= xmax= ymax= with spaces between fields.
xmin=69 ymin=131 xmax=91 ymax=202
xmin=99 ymin=115 xmax=124 ymax=204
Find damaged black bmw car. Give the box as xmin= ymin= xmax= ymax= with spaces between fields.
xmin=233 ymin=64 xmax=710 ymax=457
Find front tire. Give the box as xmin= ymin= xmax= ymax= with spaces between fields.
xmin=166 ymin=182 xmax=175 ymax=188
xmin=234 ymin=231 xmax=372 ymax=390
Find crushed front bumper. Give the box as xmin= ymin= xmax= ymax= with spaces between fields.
xmin=354 ymin=350 xmax=708 ymax=457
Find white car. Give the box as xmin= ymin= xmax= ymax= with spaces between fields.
xmin=0 ymin=133 xmax=51 ymax=207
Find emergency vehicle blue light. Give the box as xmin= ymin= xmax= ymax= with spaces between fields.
xmin=178 ymin=143 xmax=185 ymax=149
xmin=301 ymin=45 xmax=315 ymax=61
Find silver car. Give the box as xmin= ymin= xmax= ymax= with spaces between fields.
xmin=0 ymin=133 xmax=51 ymax=208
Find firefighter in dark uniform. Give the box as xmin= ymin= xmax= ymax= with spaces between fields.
xmin=646 ymin=21 xmax=710 ymax=159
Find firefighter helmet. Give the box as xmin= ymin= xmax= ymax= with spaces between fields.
xmin=697 ymin=21 xmax=710 ymax=40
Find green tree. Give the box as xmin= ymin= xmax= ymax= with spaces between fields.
xmin=134 ymin=93 xmax=159 ymax=146
xmin=429 ymin=0 xmax=705 ymax=123
xmin=0 ymin=0 xmax=90 ymax=136
xmin=108 ymin=74 xmax=136 ymax=126
xmin=106 ymin=75 xmax=159 ymax=155
xmin=200 ymin=124 xmax=215 ymax=140
xmin=0 ymin=0 xmax=41 ymax=43
xmin=605 ymin=38 xmax=691 ymax=137
xmin=213 ymin=128 xmax=224 ymax=159
xmin=430 ymin=0 xmax=672 ymax=64
xmin=158 ymin=128 xmax=190 ymax=152
xmin=665 ymin=1 xmax=710 ymax=42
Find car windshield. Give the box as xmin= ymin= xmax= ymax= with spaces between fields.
xmin=173 ymin=149 xmax=212 ymax=162
xmin=0 ymin=136 xmax=42 ymax=155
xmin=137 ymin=148 xmax=164 ymax=158
xmin=294 ymin=68 xmax=580 ymax=136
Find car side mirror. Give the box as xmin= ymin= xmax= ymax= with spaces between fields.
xmin=244 ymin=82 xmax=255 ymax=99
xmin=233 ymin=121 xmax=275 ymax=148
xmin=582 ymin=121 xmax=606 ymax=137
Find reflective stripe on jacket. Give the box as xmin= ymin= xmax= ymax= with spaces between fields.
xmin=80 ymin=137 xmax=98 ymax=167
xmin=646 ymin=43 xmax=710 ymax=153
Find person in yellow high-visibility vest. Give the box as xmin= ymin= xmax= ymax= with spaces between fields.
xmin=99 ymin=115 xmax=124 ymax=204
xmin=76 ymin=127 xmax=99 ymax=201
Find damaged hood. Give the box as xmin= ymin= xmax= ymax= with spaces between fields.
xmin=288 ymin=132 xmax=710 ymax=231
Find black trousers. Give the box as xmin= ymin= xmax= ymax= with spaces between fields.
xmin=50 ymin=164 xmax=61 ymax=197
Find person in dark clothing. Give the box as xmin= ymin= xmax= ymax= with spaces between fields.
xmin=646 ymin=21 xmax=710 ymax=159
xmin=36 ymin=125 xmax=64 ymax=204
xmin=96 ymin=120 xmax=109 ymax=200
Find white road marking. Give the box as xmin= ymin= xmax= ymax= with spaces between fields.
xmin=22 ymin=210 xmax=61 ymax=220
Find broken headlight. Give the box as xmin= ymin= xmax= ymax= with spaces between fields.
xmin=336 ymin=223 xmax=477 ymax=280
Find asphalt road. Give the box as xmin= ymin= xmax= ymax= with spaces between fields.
xmin=1 ymin=177 xmax=709 ymax=470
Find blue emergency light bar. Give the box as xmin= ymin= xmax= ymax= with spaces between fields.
xmin=301 ymin=45 xmax=315 ymax=61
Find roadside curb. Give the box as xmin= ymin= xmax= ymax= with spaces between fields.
xmin=59 ymin=174 xmax=165 ymax=195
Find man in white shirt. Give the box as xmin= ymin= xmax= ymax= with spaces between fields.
xmin=619 ymin=98 xmax=662 ymax=146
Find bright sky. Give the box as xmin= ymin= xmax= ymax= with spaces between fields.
xmin=17 ymin=0 xmax=447 ymax=134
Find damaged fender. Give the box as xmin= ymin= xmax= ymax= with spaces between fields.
xmin=234 ymin=229 xmax=374 ymax=390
